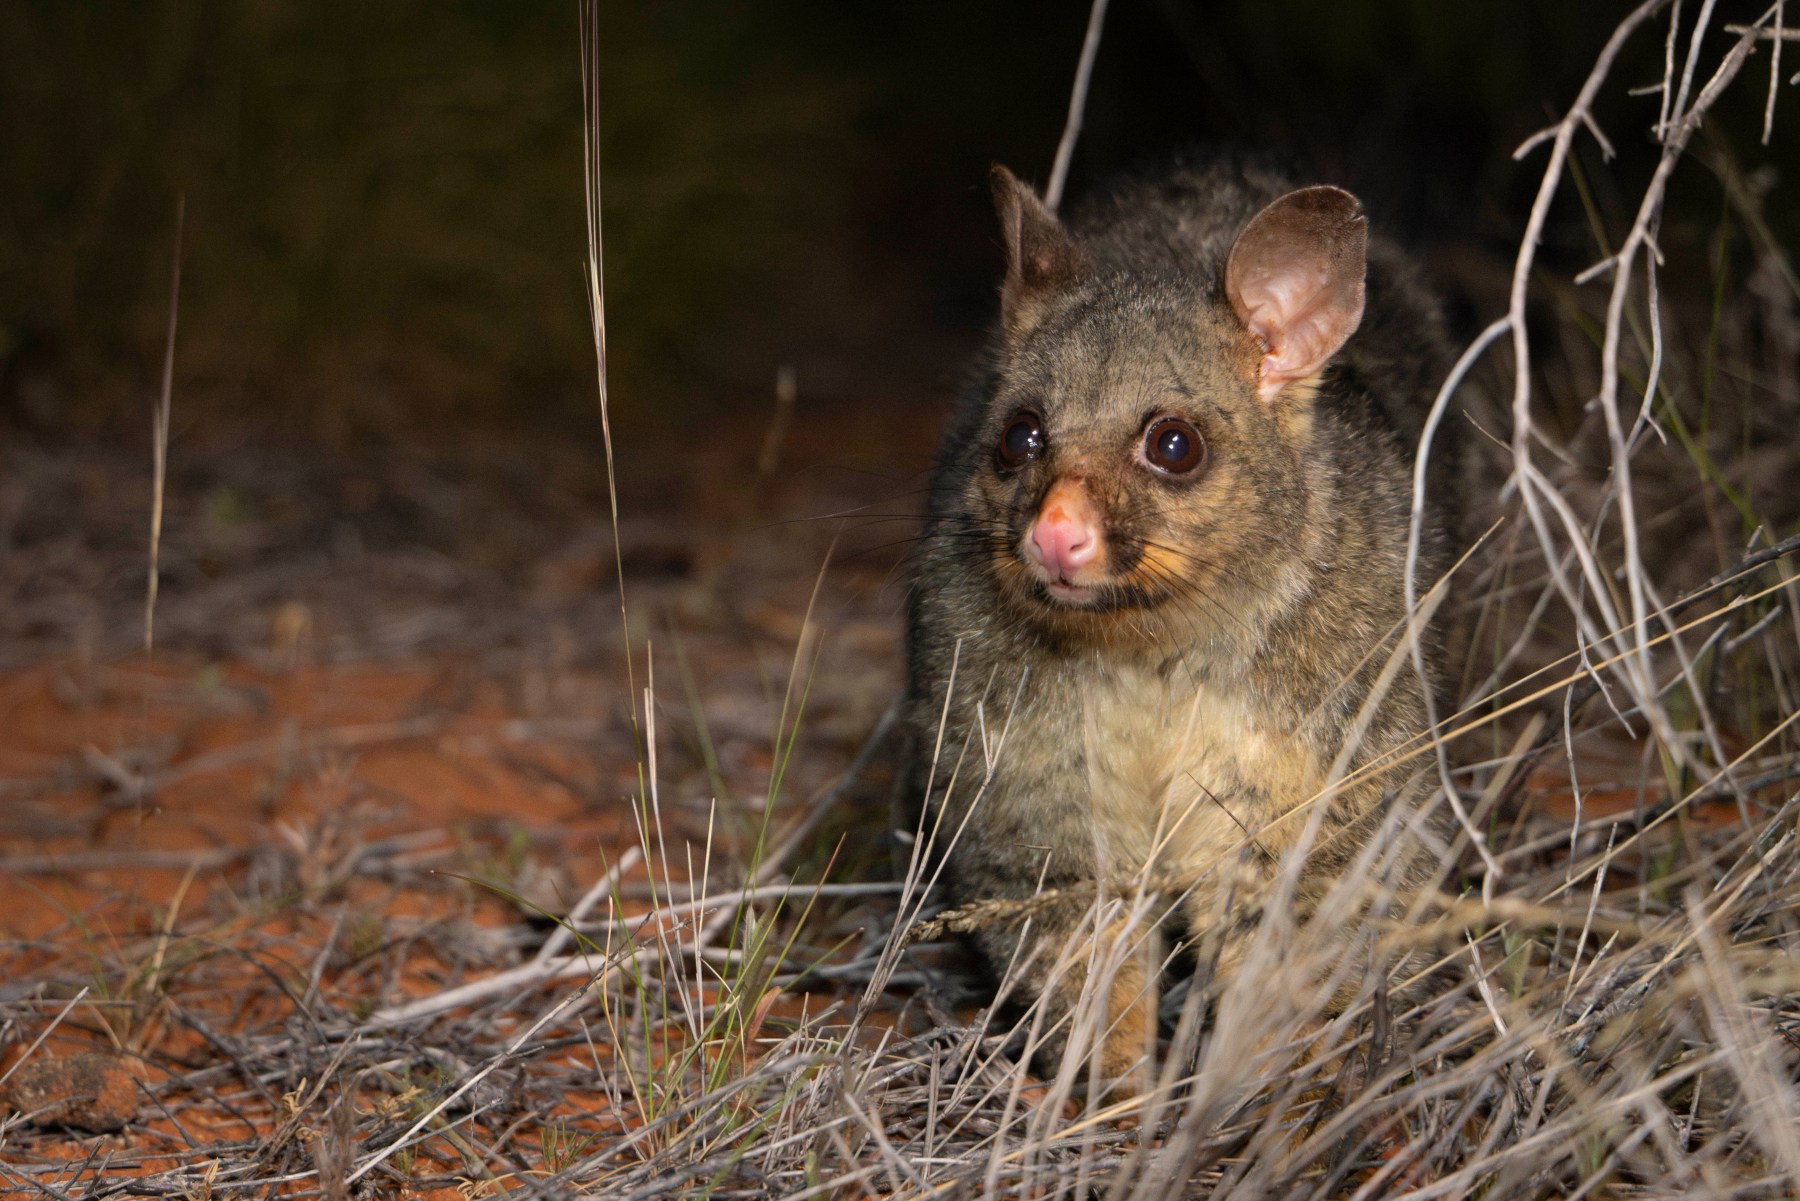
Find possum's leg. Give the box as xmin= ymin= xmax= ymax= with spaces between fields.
xmin=911 ymin=676 xmax=1159 ymax=1091
xmin=964 ymin=894 xmax=1159 ymax=1095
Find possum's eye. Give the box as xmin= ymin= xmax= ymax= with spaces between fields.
xmin=996 ymin=412 xmax=1046 ymax=470
xmin=1141 ymin=416 xmax=1206 ymax=475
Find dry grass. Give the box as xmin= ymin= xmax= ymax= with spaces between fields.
xmin=4 ymin=2 xmax=1800 ymax=1198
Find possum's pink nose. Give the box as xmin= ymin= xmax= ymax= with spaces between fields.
xmin=1028 ymin=479 xmax=1103 ymax=582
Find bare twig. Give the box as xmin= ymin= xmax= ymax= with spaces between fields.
xmin=1044 ymin=0 xmax=1110 ymax=213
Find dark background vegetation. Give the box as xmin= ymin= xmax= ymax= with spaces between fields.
xmin=1 ymin=1 xmax=1794 ymax=451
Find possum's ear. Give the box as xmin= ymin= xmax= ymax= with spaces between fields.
xmin=992 ymin=165 xmax=1088 ymax=339
xmin=1225 ymin=186 xmax=1367 ymax=404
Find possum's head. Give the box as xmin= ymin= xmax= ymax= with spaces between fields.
xmin=962 ymin=165 xmax=1368 ymax=645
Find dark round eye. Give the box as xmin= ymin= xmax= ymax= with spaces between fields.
xmin=997 ymin=412 xmax=1046 ymax=470
xmin=1142 ymin=416 xmax=1205 ymax=475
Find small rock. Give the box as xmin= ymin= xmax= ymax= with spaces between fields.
xmin=0 ymin=1050 xmax=139 ymax=1133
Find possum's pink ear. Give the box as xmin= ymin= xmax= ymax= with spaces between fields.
xmin=992 ymin=165 xmax=1089 ymax=338
xmin=1225 ymin=186 xmax=1367 ymax=403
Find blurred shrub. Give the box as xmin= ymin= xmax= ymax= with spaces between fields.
xmin=0 ymin=1 xmax=861 ymax=439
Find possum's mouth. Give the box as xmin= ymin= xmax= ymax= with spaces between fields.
xmin=1028 ymin=576 xmax=1163 ymax=613
xmin=1043 ymin=579 xmax=1100 ymax=604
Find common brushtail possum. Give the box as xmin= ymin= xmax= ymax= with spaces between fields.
xmin=900 ymin=154 xmax=1456 ymax=1089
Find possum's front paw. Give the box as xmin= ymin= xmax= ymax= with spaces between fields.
xmin=1093 ymin=974 xmax=1157 ymax=1099
xmin=1052 ymin=924 xmax=1158 ymax=1100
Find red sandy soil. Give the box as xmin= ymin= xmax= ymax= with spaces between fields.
xmin=0 ymin=413 xmax=923 ymax=1190
xmin=1 ymin=655 xmax=636 ymax=937
xmin=0 ymin=644 xmax=902 ymax=1188
xmin=0 ymin=655 xmax=613 ymax=1179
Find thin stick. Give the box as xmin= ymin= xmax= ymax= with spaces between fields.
xmin=1406 ymin=317 xmax=1513 ymax=897
xmin=1755 ymin=3 xmax=1785 ymax=142
xmin=1044 ymin=0 xmax=1110 ymax=213
xmin=360 ymin=878 xmax=899 ymax=1027
xmin=360 ymin=944 xmax=636 ymax=1030
xmin=0 ymin=848 xmax=244 ymax=875
xmin=146 ymin=196 xmax=184 ymax=655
